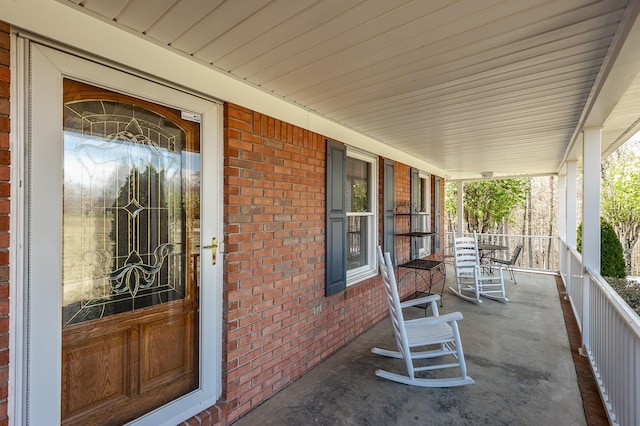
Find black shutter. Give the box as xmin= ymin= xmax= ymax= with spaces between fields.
xmin=410 ymin=167 xmax=420 ymax=259
xmin=383 ymin=160 xmax=395 ymax=265
xmin=434 ymin=176 xmax=442 ymax=252
xmin=325 ymin=139 xmax=347 ymax=296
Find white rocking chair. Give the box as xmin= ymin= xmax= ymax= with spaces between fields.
xmin=449 ymin=232 xmax=508 ymax=304
xmin=371 ymin=246 xmax=474 ymax=387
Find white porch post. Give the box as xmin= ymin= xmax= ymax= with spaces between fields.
xmin=456 ymin=181 xmax=464 ymax=235
xmin=558 ymin=174 xmax=567 ymax=243
xmin=557 ymin=172 xmax=567 ymax=284
xmin=566 ymin=161 xmax=578 ymax=250
xmin=566 ymin=161 xmax=578 ymax=294
xmin=582 ymin=128 xmax=601 ymax=350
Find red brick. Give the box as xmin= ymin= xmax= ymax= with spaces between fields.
xmin=0 ymin=81 xmax=7 ymax=100
xmin=226 ymin=105 xmax=252 ymax=123
xmin=0 ymin=67 xmax=11 ymax=86
xmin=0 ymin=103 xmax=6 ymax=122
xmin=0 ymin=51 xmax=8 ymax=69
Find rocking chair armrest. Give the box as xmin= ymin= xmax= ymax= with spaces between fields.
xmin=405 ymin=311 xmax=463 ymax=327
xmin=400 ymin=294 xmax=440 ymax=309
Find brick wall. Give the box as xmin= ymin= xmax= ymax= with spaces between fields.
xmin=223 ymin=103 xmax=409 ymax=422
xmin=0 ymin=21 xmax=10 ymax=424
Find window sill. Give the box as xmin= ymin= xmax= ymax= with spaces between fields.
xmin=347 ymin=265 xmax=377 ymax=286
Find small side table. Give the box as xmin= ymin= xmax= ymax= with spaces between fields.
xmin=397 ymin=258 xmax=446 ymax=307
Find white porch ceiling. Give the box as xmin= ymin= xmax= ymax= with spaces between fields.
xmin=59 ymin=0 xmax=640 ymax=180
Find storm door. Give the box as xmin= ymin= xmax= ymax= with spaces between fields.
xmin=25 ymin=41 xmax=221 ymax=426
xmin=59 ymin=79 xmax=201 ymax=424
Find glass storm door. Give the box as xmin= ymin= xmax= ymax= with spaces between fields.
xmin=60 ymin=79 xmax=200 ymax=424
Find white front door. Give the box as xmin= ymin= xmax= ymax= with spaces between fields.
xmin=22 ymin=41 xmax=222 ymax=425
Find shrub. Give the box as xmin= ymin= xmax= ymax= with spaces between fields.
xmin=577 ymin=219 xmax=626 ymax=279
xmin=606 ymin=277 xmax=640 ymax=316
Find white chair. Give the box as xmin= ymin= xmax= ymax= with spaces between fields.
xmin=371 ymin=246 xmax=474 ymax=387
xmin=449 ymin=232 xmax=508 ymax=304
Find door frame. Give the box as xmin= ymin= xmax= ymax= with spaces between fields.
xmin=11 ymin=38 xmax=223 ymax=425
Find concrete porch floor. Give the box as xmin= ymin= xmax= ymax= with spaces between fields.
xmin=233 ymin=267 xmax=602 ymax=425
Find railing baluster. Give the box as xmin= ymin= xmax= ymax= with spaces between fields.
xmin=447 ymin=234 xmax=639 ymax=425
xmin=448 ymin=232 xmax=560 ymax=271
xmin=547 ymin=238 xmax=639 ymax=426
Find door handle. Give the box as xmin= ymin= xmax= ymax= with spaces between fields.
xmin=202 ymin=237 xmax=218 ymax=265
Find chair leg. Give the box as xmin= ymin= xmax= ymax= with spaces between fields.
xmin=507 ymin=265 xmax=516 ymax=284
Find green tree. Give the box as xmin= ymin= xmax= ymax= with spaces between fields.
xmin=601 ymin=141 xmax=640 ymax=275
xmin=445 ymin=179 xmax=528 ymax=233
xmin=351 ymin=181 xmax=368 ymax=212
xmin=577 ymin=219 xmax=626 ymax=279
xmin=445 ymin=182 xmax=458 ymax=232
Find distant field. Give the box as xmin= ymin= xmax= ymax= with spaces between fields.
xmin=63 ymin=214 xmax=114 ymax=304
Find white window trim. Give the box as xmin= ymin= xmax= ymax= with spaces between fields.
xmin=346 ymin=147 xmax=378 ymax=285
xmin=418 ymin=171 xmax=432 ymax=258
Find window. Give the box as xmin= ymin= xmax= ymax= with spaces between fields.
xmin=346 ymin=148 xmax=378 ymax=284
xmin=433 ymin=176 xmax=442 ymax=252
xmin=325 ymin=140 xmax=378 ymax=296
xmin=415 ymin=173 xmax=432 ymax=258
xmin=410 ymin=168 xmax=432 ymax=259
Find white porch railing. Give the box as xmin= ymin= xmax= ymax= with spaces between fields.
xmin=447 ymin=232 xmax=640 ymax=424
xmin=445 ymin=232 xmax=559 ymax=272
xmin=559 ymin=239 xmax=640 ymax=426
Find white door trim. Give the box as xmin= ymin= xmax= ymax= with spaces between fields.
xmin=12 ymin=39 xmax=223 ymax=426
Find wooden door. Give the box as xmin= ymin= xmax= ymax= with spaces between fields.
xmin=60 ymin=79 xmax=200 ymax=425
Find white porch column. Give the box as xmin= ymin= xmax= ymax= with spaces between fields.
xmin=582 ymin=131 xmax=601 ymax=271
xmin=564 ymin=161 xmax=578 ymax=295
xmin=582 ymin=128 xmax=601 ymax=350
xmin=558 ymin=174 xmax=567 ymax=242
xmin=456 ymin=181 xmax=464 ymax=236
xmin=557 ymin=172 xmax=567 ymax=284
xmin=566 ymin=161 xmax=578 ymax=250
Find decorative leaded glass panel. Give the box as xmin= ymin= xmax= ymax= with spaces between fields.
xmin=62 ymin=99 xmax=198 ymax=326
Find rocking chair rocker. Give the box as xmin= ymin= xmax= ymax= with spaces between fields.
xmin=371 ymin=246 xmax=474 ymax=387
xmin=449 ymin=232 xmax=508 ymax=304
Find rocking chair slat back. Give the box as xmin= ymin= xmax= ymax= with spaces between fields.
xmin=450 ymin=232 xmax=508 ymax=304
